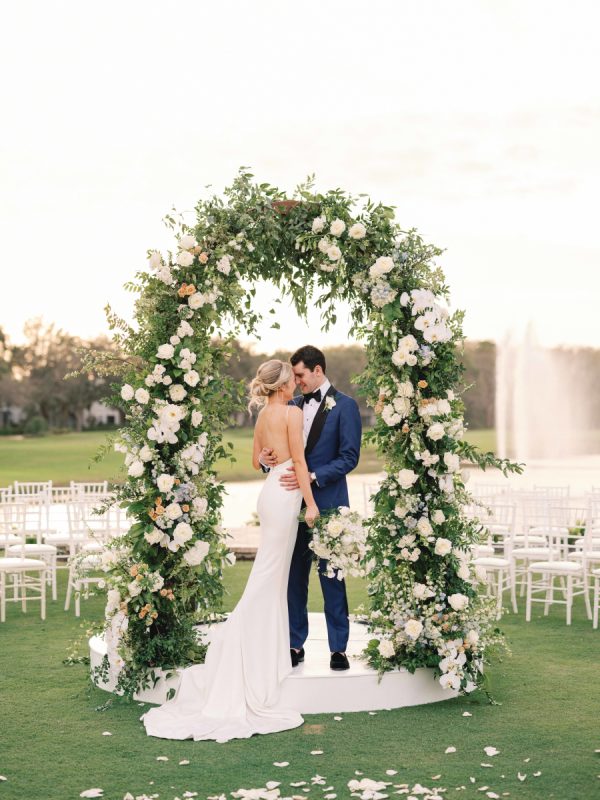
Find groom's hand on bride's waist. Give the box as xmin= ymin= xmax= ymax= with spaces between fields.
xmin=259 ymin=447 xmax=279 ymax=469
xmin=279 ymin=465 xmax=300 ymax=491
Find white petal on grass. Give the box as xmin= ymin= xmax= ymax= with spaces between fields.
xmin=80 ymin=791 xmax=104 ymax=799
xmin=123 ymin=794 xmax=134 ymax=800
xmin=517 ymin=773 xmax=527 ymax=782
xmin=273 ymin=761 xmax=289 ymax=767
xmin=265 ymin=781 xmax=280 ymax=789
xmin=355 ymin=771 xmax=363 ymax=776
xmin=523 ymin=757 xmax=531 ymax=763
xmin=311 ymin=775 xmax=327 ymax=785
xmin=289 ymin=782 xmax=306 ymax=787
xmin=101 ymin=731 xmax=112 ymax=736
xmin=484 ymin=747 xmax=500 ymax=757
xmin=533 ymin=771 xmax=542 ymax=777
xmin=179 ymin=759 xmax=190 ymax=765
xmin=462 ymin=712 xmax=472 ymax=717
xmin=445 ymin=746 xmax=457 ymax=754
xmin=156 ymin=756 xmax=169 ymax=761
xmin=324 ymin=795 xmax=337 ymax=799
xmin=333 ymin=716 xmax=343 ymax=721
xmin=386 ymin=770 xmax=398 ymax=776
xmin=431 ymin=774 xmax=441 ymax=779
xmin=478 ymin=787 xmax=489 ymax=791
xmin=368 ymin=711 xmax=377 ymax=715
xmin=470 ymin=777 xmax=476 ymax=783
xmin=311 ymin=750 xmax=324 ymax=755
xmin=481 ymin=763 xmax=494 ymax=768
xmin=0 ymin=776 xmax=6 ymax=782
xmin=486 ymin=793 xmax=500 ymax=799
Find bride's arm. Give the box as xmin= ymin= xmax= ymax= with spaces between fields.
xmin=287 ymin=407 xmax=319 ymax=526
xmin=252 ymin=414 xmax=264 ymax=471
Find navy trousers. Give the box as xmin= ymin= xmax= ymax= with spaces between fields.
xmin=287 ymin=521 xmax=350 ymax=653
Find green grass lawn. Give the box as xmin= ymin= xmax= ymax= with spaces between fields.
xmin=0 ymin=565 xmax=598 ymax=799
xmin=0 ymin=429 xmax=496 ymax=485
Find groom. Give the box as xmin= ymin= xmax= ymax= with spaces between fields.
xmin=261 ymin=345 xmax=362 ymax=671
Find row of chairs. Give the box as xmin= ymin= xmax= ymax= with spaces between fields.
xmin=0 ymin=481 xmax=123 ymax=621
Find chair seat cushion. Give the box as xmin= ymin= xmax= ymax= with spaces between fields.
xmin=0 ymin=535 xmax=22 ymax=546
xmin=7 ymin=544 xmax=57 ymax=554
xmin=512 ymin=547 xmax=553 ymax=557
xmin=528 ymin=560 xmax=582 ymax=572
xmin=44 ymin=532 xmax=86 ymax=543
xmin=0 ymin=557 xmax=47 ymax=570
xmin=592 ymin=567 xmax=600 ymax=577
xmin=473 ymin=557 xmax=510 ymax=568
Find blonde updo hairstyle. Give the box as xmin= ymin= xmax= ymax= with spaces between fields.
xmin=248 ymin=359 xmax=293 ymax=412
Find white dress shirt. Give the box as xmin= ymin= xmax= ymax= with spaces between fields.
xmin=302 ymin=377 xmax=331 ymax=441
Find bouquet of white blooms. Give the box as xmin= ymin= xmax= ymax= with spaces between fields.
xmin=308 ymin=506 xmax=369 ymax=580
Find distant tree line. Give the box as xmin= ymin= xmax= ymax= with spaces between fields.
xmin=2 ymin=321 xmax=600 ymax=434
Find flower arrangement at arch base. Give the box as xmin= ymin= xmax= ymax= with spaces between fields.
xmin=84 ymin=169 xmax=520 ymax=698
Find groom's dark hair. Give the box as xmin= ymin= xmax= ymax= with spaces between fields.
xmin=290 ymin=345 xmax=326 ymax=374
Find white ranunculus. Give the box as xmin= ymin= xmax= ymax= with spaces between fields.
xmin=427 ymin=422 xmax=445 ymax=441
xmin=326 ymin=244 xmax=342 ymax=262
xmin=127 ymin=580 xmax=142 ymax=597
xmin=311 ymin=216 xmax=326 ymax=234
xmin=188 ymin=292 xmax=205 ymax=310
xmin=444 ymin=452 xmax=460 ymax=473
xmin=176 ymin=250 xmax=194 ymax=267
xmin=191 ymin=410 xmax=203 ymax=427
xmin=179 ymin=233 xmax=197 ymax=250
xmin=417 ymin=516 xmax=433 ymax=537
xmin=157 ymin=473 xmax=175 ymax=493
xmin=173 ymin=521 xmax=193 ymax=545
xmin=184 ymin=370 xmax=200 ymax=387
xmin=369 ymin=256 xmax=394 ymax=279
xmin=192 ymin=496 xmax=208 ymax=516
xmin=135 ymin=388 xmax=149 ymax=405
xmin=148 ymin=251 xmax=162 ymax=269
xmin=448 ymin=593 xmax=469 ymax=611
xmin=348 ymin=222 xmax=366 ymax=239
xmin=432 ymin=509 xmax=446 ymax=524
xmin=162 ymin=375 xmax=173 ymax=386
xmin=165 ymin=502 xmax=183 ymax=520
xmin=144 ymin=527 xmax=163 ymax=545
xmin=183 ymin=539 xmax=210 ymax=566
xmin=329 ymin=218 xmax=346 ymax=237
xmin=397 ymin=381 xmax=414 ymax=397
xmin=397 ymin=468 xmax=418 ymax=489
xmin=169 ymin=384 xmax=187 ymax=402
xmin=434 ymin=537 xmax=453 ymax=556
xmin=157 ymin=343 xmax=175 ymax=360
xmin=404 ymin=619 xmax=423 ymax=640
xmin=394 ymin=503 xmax=408 ymax=519
xmin=139 ymin=445 xmax=153 ymax=462
xmin=377 ymin=638 xmax=395 ymax=658
xmin=217 ymin=255 xmax=231 ymax=275
xmin=120 ymin=384 xmax=134 ymax=401
xmin=413 ymin=582 xmax=435 ymax=600
xmin=391 ymin=348 xmax=409 ymax=368
xmin=326 ymin=518 xmax=344 ymax=537
xmin=128 ymin=460 xmax=144 ymax=478
xmin=436 ymin=398 xmax=451 ymax=415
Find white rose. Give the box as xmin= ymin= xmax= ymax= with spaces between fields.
xmin=144 ymin=375 xmax=155 ymax=387
xmin=432 ymin=509 xmax=446 ymax=524
xmin=134 ymin=388 xmax=149 ymax=405
xmin=165 ymin=502 xmax=183 ymax=520
xmin=427 ymin=422 xmax=445 ymax=441
xmin=457 ymin=563 xmax=470 ymax=581
xmin=128 ymin=460 xmax=144 ymax=478
xmin=329 ymin=218 xmax=346 ymax=237
xmin=179 ymin=233 xmax=197 ymax=250
xmin=417 ymin=516 xmax=433 ymax=537
xmin=147 ymin=251 xmax=162 ymax=269
xmin=466 ymin=629 xmax=479 ymax=646
xmin=348 ymin=222 xmax=366 ymax=239
xmin=157 ymin=474 xmax=175 ymax=493
xmin=173 ymin=521 xmax=193 ymax=545
xmin=326 ymin=518 xmax=344 ymax=537
xmin=394 ymin=503 xmax=408 ymax=519
xmin=184 ymin=370 xmax=200 ymax=387
xmin=144 ymin=527 xmax=163 ymax=545
xmin=397 ymin=381 xmax=414 ymax=397
xmin=391 ymin=349 xmax=409 ymax=368
xmin=444 ymin=452 xmax=460 ymax=473
xmin=169 ymin=384 xmax=187 ymax=402
xmin=120 ymin=384 xmax=134 ymax=401
xmin=188 ymin=292 xmax=204 ymax=310
xmin=404 ymin=619 xmax=423 ymax=640
xmin=217 ymin=255 xmax=231 ymax=275
xmin=191 ymin=410 xmax=203 ymax=427
xmin=413 ymin=583 xmax=434 ymax=600
xmin=177 ymin=320 xmax=194 ymax=337
xmin=183 ymin=539 xmax=210 ymax=566
xmin=326 ymin=244 xmax=342 ymax=262
xmin=369 ymin=256 xmax=394 ymax=278
xmin=170 ymin=335 xmax=181 ymax=346
xmin=437 ymin=399 xmax=451 ymax=415
xmin=139 ymin=445 xmax=153 ymax=462
xmin=156 ymin=265 xmax=174 ymax=285
xmin=311 ymin=216 xmax=326 ymax=234
xmin=377 ymin=638 xmax=395 ymax=658
xmin=157 ymin=343 xmax=175 ymax=360
xmin=106 ymin=588 xmax=121 ymax=614
xmin=317 ymin=237 xmax=331 ymax=254
xmin=176 ymin=250 xmax=194 ymax=267
xmin=448 ymin=593 xmax=469 ymax=611
xmin=397 ymin=469 xmax=418 ymax=489
xmin=434 ymin=538 xmax=453 ymax=556
xmin=192 ymin=496 xmax=208 ymax=516
xmin=127 ymin=580 xmax=142 ymax=598
xmin=162 ymin=375 xmax=173 ymax=386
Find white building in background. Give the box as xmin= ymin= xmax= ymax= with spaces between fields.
xmin=0 ymin=401 xmax=122 ymax=430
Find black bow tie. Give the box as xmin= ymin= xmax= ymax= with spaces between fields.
xmin=303 ymin=389 xmax=322 ymax=404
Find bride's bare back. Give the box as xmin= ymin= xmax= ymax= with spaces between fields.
xmin=254 ymin=404 xmax=295 ymax=463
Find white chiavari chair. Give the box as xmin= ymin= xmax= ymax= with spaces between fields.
xmin=0 ymin=533 xmax=47 ymax=622
xmin=2 ymin=501 xmax=58 ymax=601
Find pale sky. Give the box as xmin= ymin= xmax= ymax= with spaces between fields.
xmin=1 ymin=0 xmax=599 ymax=352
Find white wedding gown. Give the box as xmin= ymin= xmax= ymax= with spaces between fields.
xmin=142 ymin=457 xmax=304 ymax=742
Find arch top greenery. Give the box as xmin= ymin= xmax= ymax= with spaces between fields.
xmin=93 ymin=169 xmax=519 ymax=696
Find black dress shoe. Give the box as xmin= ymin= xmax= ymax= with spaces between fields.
xmin=290 ymin=647 xmax=305 ymax=667
xmin=330 ymin=651 xmax=350 ymax=671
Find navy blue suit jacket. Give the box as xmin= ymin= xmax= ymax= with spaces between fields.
xmin=292 ymin=385 xmax=362 ymax=512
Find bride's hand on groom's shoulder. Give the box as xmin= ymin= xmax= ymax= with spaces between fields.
xmin=278 ymin=465 xmax=299 ymax=491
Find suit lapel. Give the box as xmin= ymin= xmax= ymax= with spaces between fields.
xmin=305 ymin=384 xmax=336 ymax=455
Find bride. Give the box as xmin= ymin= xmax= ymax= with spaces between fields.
xmin=142 ymin=359 xmax=319 ymax=742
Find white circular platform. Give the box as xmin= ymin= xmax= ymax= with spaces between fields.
xmin=89 ymin=612 xmax=457 ymax=712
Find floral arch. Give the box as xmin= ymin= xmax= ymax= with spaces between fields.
xmin=96 ymin=170 xmax=516 ymax=696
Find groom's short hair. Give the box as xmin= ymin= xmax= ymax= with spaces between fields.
xmin=290 ymin=345 xmax=326 ymax=374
